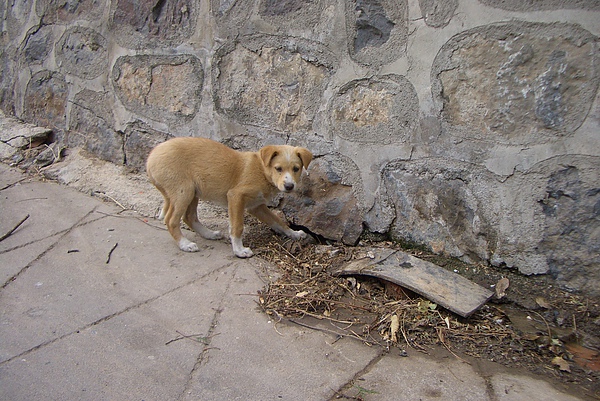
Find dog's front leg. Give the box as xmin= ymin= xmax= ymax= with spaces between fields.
xmin=227 ymin=190 xmax=254 ymax=258
xmin=249 ymin=204 xmax=307 ymax=240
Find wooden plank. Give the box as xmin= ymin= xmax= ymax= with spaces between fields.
xmin=333 ymin=248 xmax=494 ymax=317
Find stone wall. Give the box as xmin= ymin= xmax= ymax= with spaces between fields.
xmin=0 ymin=0 xmax=599 ymax=296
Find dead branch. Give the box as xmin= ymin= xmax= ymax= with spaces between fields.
xmin=105 ymin=242 xmax=118 ymax=264
xmin=0 ymin=214 xmax=30 ymax=242
xmin=288 ymin=318 xmax=381 ymax=346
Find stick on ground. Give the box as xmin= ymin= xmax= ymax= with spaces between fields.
xmin=0 ymin=214 xmax=30 ymax=242
xmin=106 ymin=242 xmax=118 ymax=264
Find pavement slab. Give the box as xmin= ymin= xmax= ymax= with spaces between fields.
xmin=0 ymin=236 xmax=59 ymax=285
xmin=490 ymin=373 xmax=583 ymax=401
xmin=0 ymin=164 xmax=26 ymax=189
xmin=338 ymin=350 xmax=491 ymax=401
xmin=0 ymin=171 xmax=589 ymax=401
xmin=0 ymin=181 xmax=109 ymax=252
xmin=0 ymin=200 xmax=235 ymax=362
xmin=0 ymin=280 xmax=220 ymax=401
xmin=182 ymin=261 xmax=382 ymax=401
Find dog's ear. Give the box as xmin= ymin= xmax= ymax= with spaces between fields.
xmin=296 ymin=147 xmax=313 ymax=169
xmin=259 ymin=146 xmax=279 ymax=167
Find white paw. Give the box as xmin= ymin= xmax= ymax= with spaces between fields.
xmin=231 ymin=236 xmax=253 ymax=258
xmin=178 ymin=238 xmax=199 ymax=252
xmin=234 ymin=247 xmax=254 ymax=258
xmin=288 ymin=230 xmax=307 ymax=240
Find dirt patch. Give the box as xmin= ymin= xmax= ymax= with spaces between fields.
xmin=244 ymin=223 xmax=600 ymax=400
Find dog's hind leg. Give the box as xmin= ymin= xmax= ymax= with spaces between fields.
xmin=183 ymin=197 xmax=223 ymax=240
xmin=158 ymin=198 xmax=169 ymax=222
xmin=153 ymin=184 xmax=170 ymax=223
xmin=166 ymin=188 xmax=199 ymax=252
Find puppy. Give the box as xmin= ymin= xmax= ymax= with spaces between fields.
xmin=146 ymin=137 xmax=312 ymax=258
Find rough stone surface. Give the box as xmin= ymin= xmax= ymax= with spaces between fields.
xmin=371 ymin=159 xmax=496 ymax=263
xmin=211 ymin=0 xmax=253 ymax=32
xmin=109 ymin=0 xmax=196 ymax=48
xmin=67 ymin=90 xmax=123 ymax=164
xmin=370 ymin=154 xmax=600 ymax=296
xmin=345 ymin=0 xmax=408 ymax=67
xmin=478 ymin=0 xmax=600 ymax=11
xmin=329 ymin=75 xmax=419 ymax=144
xmin=281 ymin=159 xmax=364 ymax=245
xmin=260 ymin=0 xmax=306 ymax=16
xmin=3 ymin=0 xmax=33 ymax=39
xmin=0 ymin=111 xmax=52 ymax=161
xmin=419 ymin=0 xmax=457 ymax=28
xmin=112 ymin=55 xmax=204 ymax=125
xmin=213 ymin=36 xmax=335 ymax=132
xmin=258 ymin=0 xmax=327 ymax=34
xmin=36 ymin=0 xmax=105 ymax=24
xmin=22 ymin=70 xmax=68 ymax=133
xmin=22 ymin=26 xmax=54 ymax=65
xmin=55 ymin=27 xmax=108 ymax=80
xmin=123 ymin=122 xmax=172 ymax=171
xmin=212 ymin=0 xmax=243 ymax=17
xmin=536 ymin=157 xmax=600 ymax=296
xmin=432 ymin=22 xmax=599 ymax=144
xmin=0 ymin=46 xmax=16 ymax=114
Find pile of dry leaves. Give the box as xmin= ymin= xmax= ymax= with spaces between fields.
xmin=247 ymin=228 xmax=600 ymax=399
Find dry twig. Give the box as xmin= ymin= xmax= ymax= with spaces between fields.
xmin=106 ymin=242 xmax=118 ymax=264
xmin=0 ymin=214 xmax=30 ymax=242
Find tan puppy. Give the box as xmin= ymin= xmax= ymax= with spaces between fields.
xmin=146 ymin=137 xmax=312 ymax=258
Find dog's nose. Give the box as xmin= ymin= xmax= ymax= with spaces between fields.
xmin=284 ymin=182 xmax=295 ymax=191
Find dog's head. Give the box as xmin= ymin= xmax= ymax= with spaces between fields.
xmin=259 ymin=145 xmax=313 ymax=192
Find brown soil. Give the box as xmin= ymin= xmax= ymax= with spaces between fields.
xmin=245 ymin=222 xmax=600 ymax=400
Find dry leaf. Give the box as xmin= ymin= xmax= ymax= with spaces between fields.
xmin=390 ymin=314 xmax=400 ymax=343
xmin=551 ymin=356 xmax=571 ymax=372
xmin=536 ymin=297 xmax=551 ymax=309
xmin=495 ymin=277 xmax=510 ymax=298
xmin=522 ymin=333 xmax=541 ymax=341
xmin=295 ymin=291 xmax=309 ymax=298
xmin=418 ymin=300 xmax=437 ymax=312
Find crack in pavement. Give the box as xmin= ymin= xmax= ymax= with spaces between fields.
xmin=0 ymin=261 xmax=236 ymax=366
xmin=327 ymin=348 xmax=388 ymax=401
xmin=0 ymin=206 xmax=101 ymax=289
xmin=0 ymin=208 xmax=159 ymax=286
xmin=0 ymin=209 xmax=113 ymax=257
xmin=178 ymin=263 xmax=240 ymax=401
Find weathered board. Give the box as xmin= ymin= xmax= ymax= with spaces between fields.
xmin=333 ymin=248 xmax=494 ymax=317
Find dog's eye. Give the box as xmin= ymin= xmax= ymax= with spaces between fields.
xmin=293 ymin=166 xmax=300 ymax=172
xmin=275 ymin=167 xmax=283 ymax=172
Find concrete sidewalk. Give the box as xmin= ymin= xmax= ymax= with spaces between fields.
xmin=0 ymin=163 xmax=586 ymax=401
